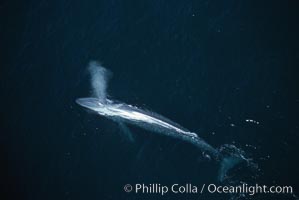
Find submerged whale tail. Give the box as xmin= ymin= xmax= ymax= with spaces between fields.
xmin=88 ymin=61 xmax=112 ymax=103
xmin=217 ymin=144 xmax=252 ymax=182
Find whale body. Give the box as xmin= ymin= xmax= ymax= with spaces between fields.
xmin=76 ymin=97 xmax=219 ymax=158
xmin=76 ymin=61 xmax=246 ymax=181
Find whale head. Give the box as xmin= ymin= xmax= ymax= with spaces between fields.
xmin=76 ymin=97 xmax=106 ymax=112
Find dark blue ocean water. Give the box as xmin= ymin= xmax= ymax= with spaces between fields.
xmin=1 ymin=0 xmax=299 ymax=199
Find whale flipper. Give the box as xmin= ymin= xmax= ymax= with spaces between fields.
xmin=118 ymin=122 xmax=135 ymax=143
